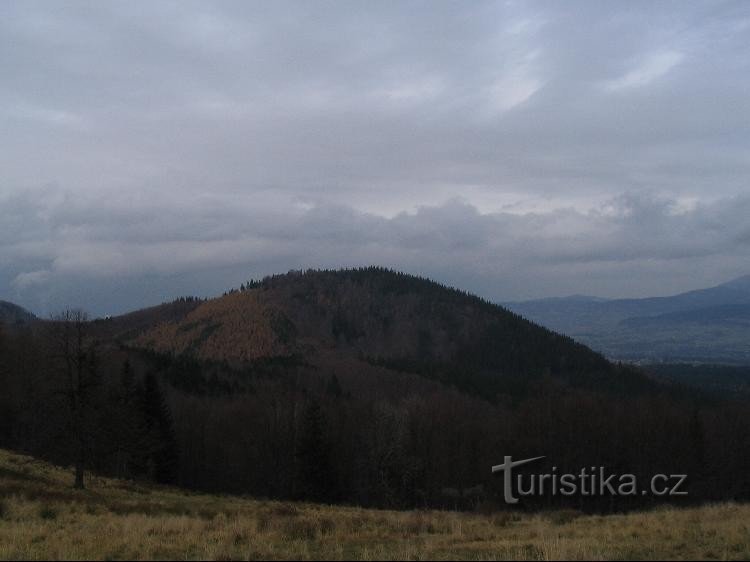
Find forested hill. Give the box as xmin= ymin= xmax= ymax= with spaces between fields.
xmin=0 ymin=300 xmax=36 ymax=326
xmin=4 ymin=268 xmax=747 ymax=510
xmin=114 ymin=267 xmax=651 ymax=398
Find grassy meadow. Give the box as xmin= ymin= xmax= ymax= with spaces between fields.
xmin=0 ymin=449 xmax=748 ymax=560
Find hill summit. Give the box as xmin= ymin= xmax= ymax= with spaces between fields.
xmin=119 ymin=267 xmax=648 ymax=398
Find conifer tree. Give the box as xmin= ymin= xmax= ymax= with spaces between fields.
xmin=296 ymin=400 xmax=336 ymax=502
xmin=107 ymin=359 xmax=146 ymax=479
xmin=139 ymin=372 xmax=179 ymax=484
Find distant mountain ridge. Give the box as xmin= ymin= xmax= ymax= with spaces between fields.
xmin=723 ymin=274 xmax=750 ymax=291
xmin=505 ymin=275 xmax=750 ymax=363
xmin=622 ymin=304 xmax=750 ymax=328
xmin=0 ymin=300 xmax=36 ymax=327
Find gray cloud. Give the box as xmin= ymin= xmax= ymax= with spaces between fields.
xmin=1 ymin=1 xmax=749 ymax=315
xmin=2 ymin=186 xmax=749 ymax=315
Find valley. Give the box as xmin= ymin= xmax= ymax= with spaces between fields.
xmin=505 ymin=275 xmax=750 ymax=364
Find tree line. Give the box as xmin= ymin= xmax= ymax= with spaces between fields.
xmin=1 ymin=315 xmax=749 ymax=511
xmin=0 ymin=315 xmax=177 ymax=489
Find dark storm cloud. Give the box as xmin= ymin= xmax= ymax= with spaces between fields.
xmin=1 ymin=1 xmax=749 ymax=315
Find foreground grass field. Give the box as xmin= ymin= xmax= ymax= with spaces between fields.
xmin=0 ymin=449 xmax=748 ymax=561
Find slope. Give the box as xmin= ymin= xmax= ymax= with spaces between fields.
xmin=2 ymin=448 xmax=748 ymax=560
xmin=121 ymin=267 xmax=651 ymax=398
xmin=0 ymin=300 xmax=36 ymax=327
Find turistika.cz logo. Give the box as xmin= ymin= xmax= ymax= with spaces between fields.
xmin=491 ymin=456 xmax=688 ymax=504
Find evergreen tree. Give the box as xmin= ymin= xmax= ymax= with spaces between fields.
xmin=139 ymin=373 xmax=179 ymax=484
xmin=106 ymin=359 xmax=145 ymax=479
xmin=296 ymin=400 xmax=336 ymax=502
xmin=690 ymin=408 xmax=707 ymax=492
xmin=0 ymin=324 xmax=11 ymax=447
xmin=326 ymin=374 xmax=343 ymax=398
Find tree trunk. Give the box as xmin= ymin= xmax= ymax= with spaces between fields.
xmin=74 ymin=438 xmax=85 ymax=489
xmin=74 ymin=464 xmax=85 ymax=489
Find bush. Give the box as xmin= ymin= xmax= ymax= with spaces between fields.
xmin=475 ymin=500 xmax=503 ymax=515
xmin=319 ymin=517 xmax=336 ymax=536
xmin=282 ymin=518 xmax=318 ymax=541
xmin=197 ymin=509 xmax=217 ymax=521
xmin=255 ymin=515 xmax=272 ymax=533
xmin=272 ymin=504 xmax=300 ymax=517
xmin=491 ymin=512 xmax=516 ymax=528
xmin=0 ymin=499 xmax=8 ymax=519
xmin=545 ymin=509 xmax=583 ymax=525
xmin=345 ymin=514 xmax=368 ymax=532
xmin=403 ymin=513 xmax=438 ymax=535
xmin=39 ymin=506 xmax=58 ymax=520
xmin=85 ymin=504 xmax=101 ymax=515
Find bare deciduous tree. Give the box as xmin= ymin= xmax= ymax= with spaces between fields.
xmin=48 ymin=310 xmax=100 ymax=489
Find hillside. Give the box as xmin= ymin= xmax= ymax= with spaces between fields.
xmin=109 ymin=268 xmax=651 ymax=398
xmin=647 ymin=364 xmax=750 ymax=399
xmin=1 ymin=448 xmax=748 ymax=561
xmin=505 ymin=275 xmax=750 ymax=363
xmin=0 ymin=300 xmax=35 ymax=327
xmin=5 ymin=268 xmax=748 ymax=512
xmin=91 ymin=297 xmax=203 ymax=340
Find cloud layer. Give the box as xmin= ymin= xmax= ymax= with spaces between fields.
xmin=1 ymin=1 xmax=749 ymax=315
xmin=3 ymin=185 xmax=749 ymax=316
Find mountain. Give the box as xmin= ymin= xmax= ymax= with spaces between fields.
xmin=621 ymin=304 xmax=750 ymax=328
xmin=101 ymin=267 xmax=652 ymax=399
xmin=505 ymin=275 xmax=750 ymax=363
xmin=0 ymin=300 xmax=36 ymax=327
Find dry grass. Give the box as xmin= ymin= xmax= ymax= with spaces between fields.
xmin=0 ymin=449 xmax=748 ymax=560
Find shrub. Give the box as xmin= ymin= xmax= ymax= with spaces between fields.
xmin=273 ymin=503 xmax=300 ymax=517
xmin=545 ymin=509 xmax=583 ymax=526
xmin=39 ymin=506 xmax=58 ymax=520
xmin=282 ymin=518 xmax=318 ymax=540
xmin=345 ymin=514 xmax=368 ymax=532
xmin=403 ymin=513 xmax=438 ymax=535
xmin=85 ymin=504 xmax=101 ymax=515
xmin=319 ymin=517 xmax=336 ymax=536
xmin=475 ymin=500 xmax=502 ymax=515
xmin=491 ymin=512 xmax=515 ymax=528
xmin=255 ymin=515 xmax=272 ymax=533
xmin=197 ymin=509 xmax=217 ymax=520
xmin=0 ymin=499 xmax=8 ymax=519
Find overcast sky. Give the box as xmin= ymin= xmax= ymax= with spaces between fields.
xmin=2 ymin=1 xmax=750 ymax=316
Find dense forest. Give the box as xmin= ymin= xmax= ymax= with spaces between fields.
xmin=1 ymin=268 xmax=749 ymax=512
xmin=647 ymin=363 xmax=750 ymax=399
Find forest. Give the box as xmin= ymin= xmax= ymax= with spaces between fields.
xmin=1 ymin=269 xmax=749 ymax=512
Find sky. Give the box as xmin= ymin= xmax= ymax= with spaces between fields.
xmin=2 ymin=1 xmax=750 ymax=317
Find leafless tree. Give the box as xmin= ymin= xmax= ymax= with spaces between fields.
xmin=48 ymin=310 xmax=99 ymax=489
